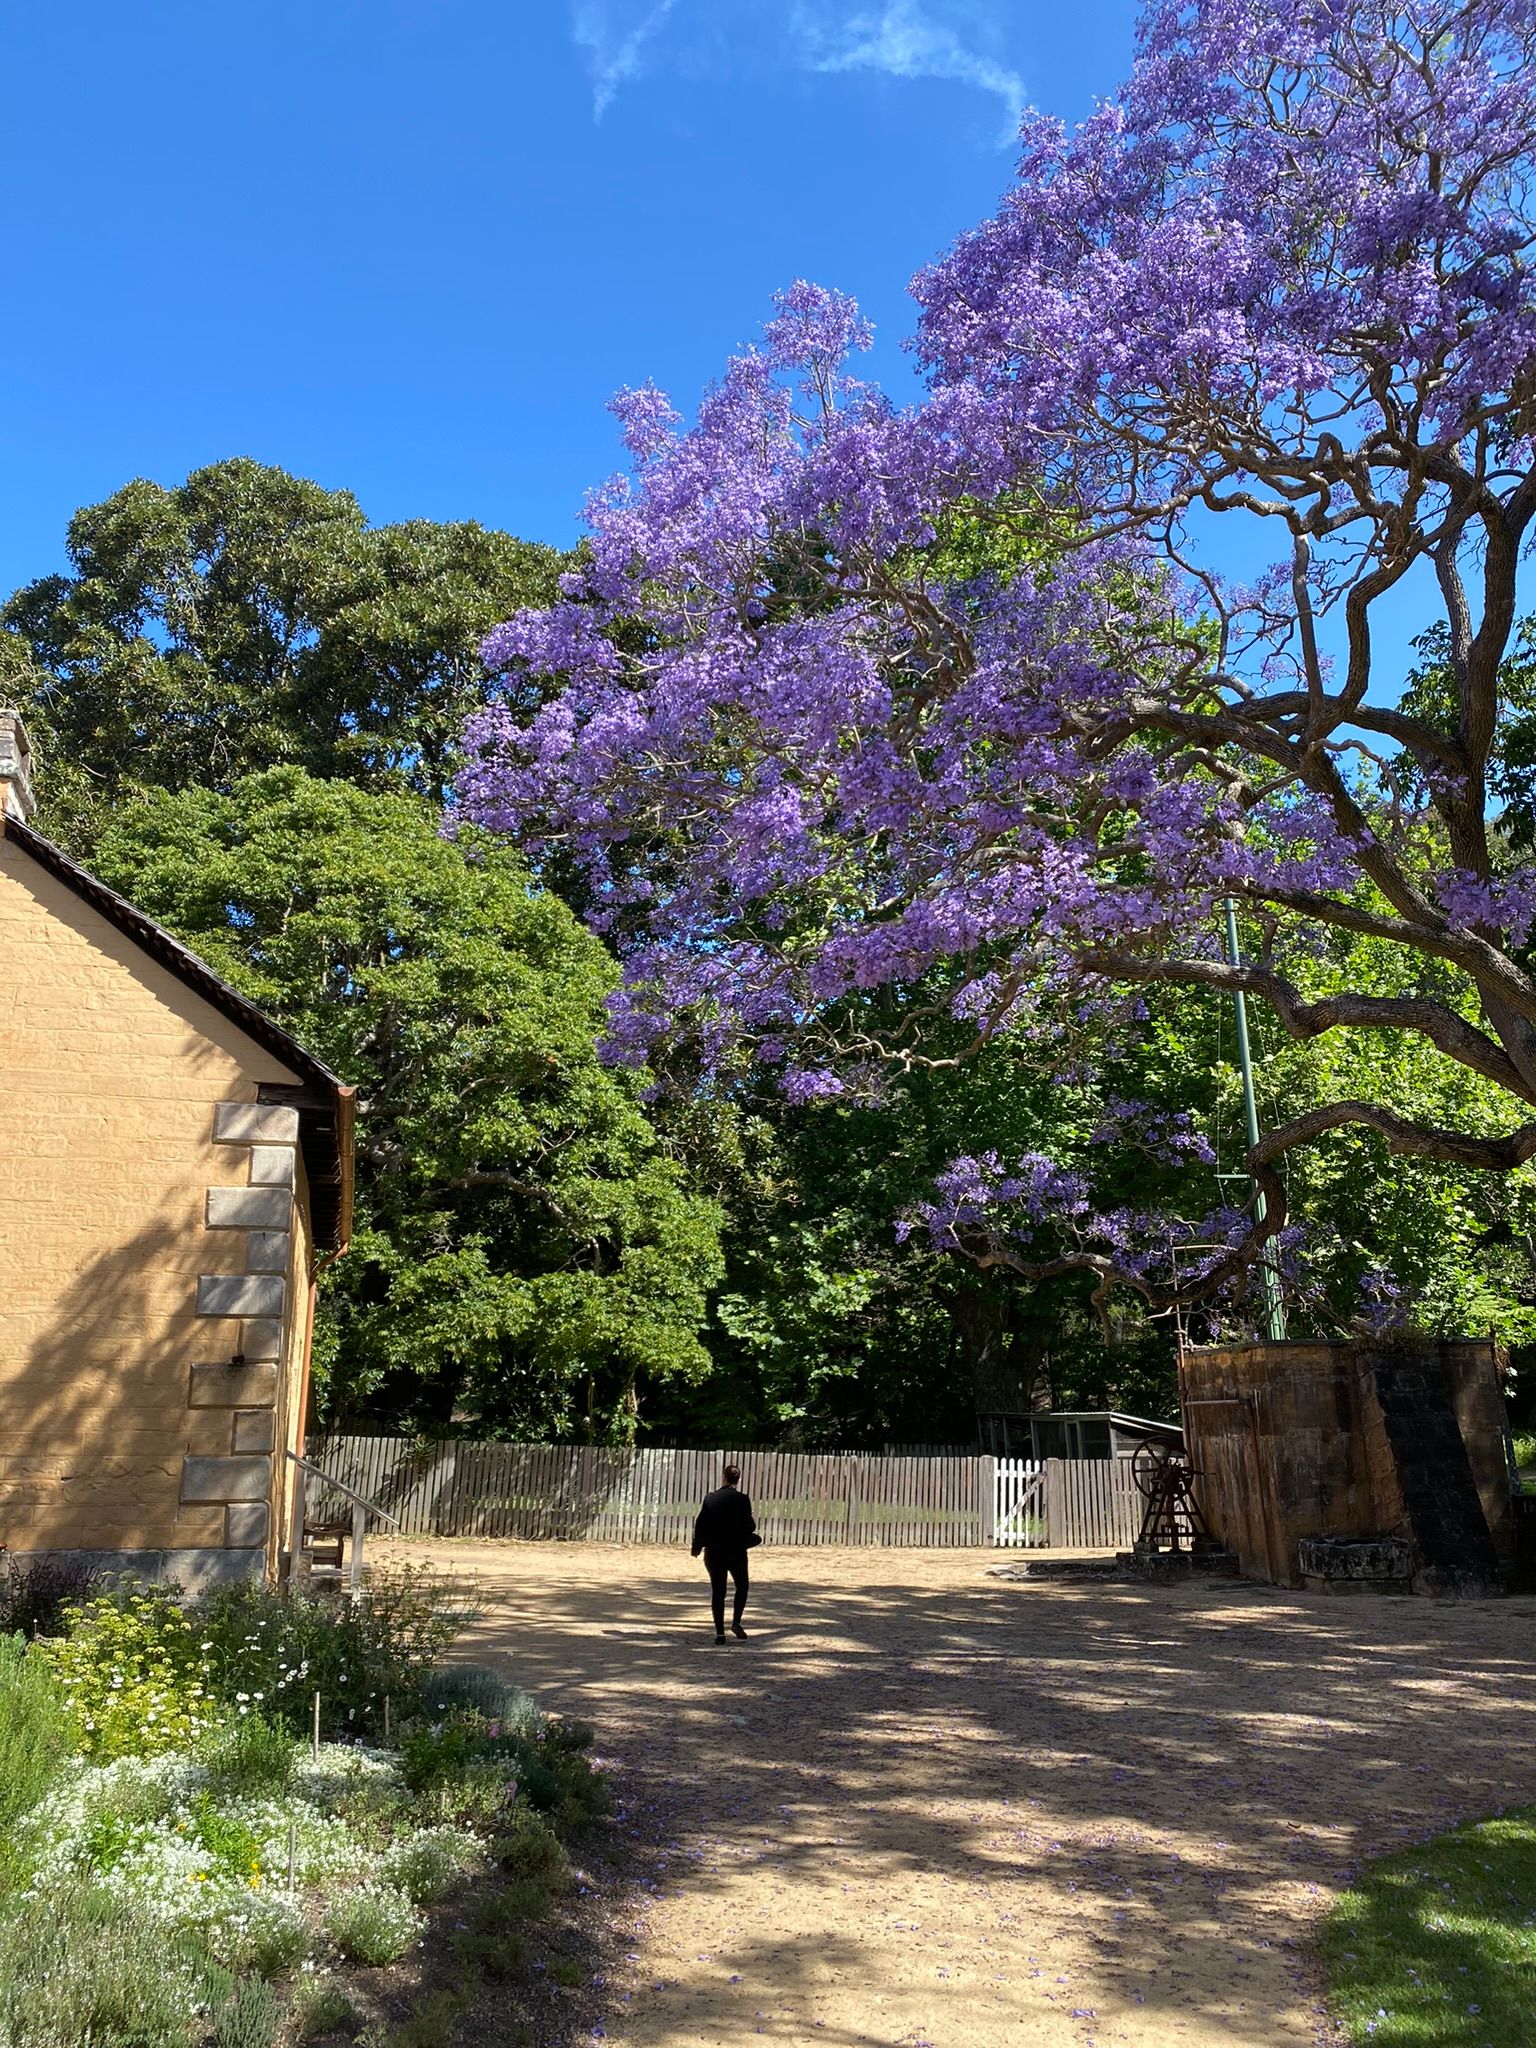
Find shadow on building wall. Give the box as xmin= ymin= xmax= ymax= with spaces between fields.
xmin=0 ymin=1211 xmax=238 ymax=1565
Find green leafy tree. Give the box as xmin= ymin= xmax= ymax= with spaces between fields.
xmin=1247 ymin=921 xmax=1536 ymax=1347
xmin=641 ymin=1013 xmax=1204 ymax=1446
xmin=2 ymin=459 xmax=562 ymax=846
xmin=649 ymin=928 xmax=1536 ymax=1447
xmin=91 ymin=770 xmax=723 ymax=1438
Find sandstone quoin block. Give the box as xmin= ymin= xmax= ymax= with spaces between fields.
xmin=213 ymin=1102 xmax=301 ymax=1147
xmin=248 ymin=1146 xmax=297 ymax=1187
xmin=196 ymin=1273 xmax=286 ymax=1321
xmin=232 ymin=1411 xmax=277 ymax=1453
xmin=206 ymin=1185 xmax=293 ymax=1231
xmin=188 ymin=1361 xmax=280 ymax=1409
xmin=238 ymin=1319 xmax=284 ymax=1361
xmin=245 ymin=1230 xmax=291 ymax=1273
xmin=225 ymin=1501 xmax=271 ymax=1548
xmin=180 ymin=1454 xmax=273 ymax=1504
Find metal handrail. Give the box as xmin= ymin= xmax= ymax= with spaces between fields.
xmin=285 ymin=1449 xmax=400 ymax=1597
xmin=284 ymin=1449 xmax=401 ymax=1525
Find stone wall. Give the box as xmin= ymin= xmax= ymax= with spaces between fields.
xmin=0 ymin=837 xmax=311 ymax=1585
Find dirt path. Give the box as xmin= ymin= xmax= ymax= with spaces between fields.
xmin=385 ymin=1540 xmax=1536 ymax=2048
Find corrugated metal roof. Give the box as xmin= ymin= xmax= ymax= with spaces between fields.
xmin=1042 ymin=1410 xmax=1182 ymax=1433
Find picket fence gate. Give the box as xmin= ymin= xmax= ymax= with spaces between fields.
xmin=304 ymin=1437 xmax=1143 ymax=1551
xmin=992 ymin=1455 xmax=1142 ymax=1550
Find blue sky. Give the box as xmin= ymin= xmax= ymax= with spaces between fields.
xmin=0 ymin=0 xmax=1466 ymax=688
xmin=0 ymin=1 xmax=1137 ymax=587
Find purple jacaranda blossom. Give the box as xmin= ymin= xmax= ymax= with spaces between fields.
xmin=461 ymin=0 xmax=1536 ymax=1304
xmin=1090 ymin=1100 xmax=1217 ymax=1169
xmin=1356 ymin=1264 xmax=1414 ymax=1337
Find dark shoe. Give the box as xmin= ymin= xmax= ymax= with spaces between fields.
xmin=714 ymin=1632 xmax=727 ymax=1643
xmin=731 ymin=1623 xmax=748 ymax=1638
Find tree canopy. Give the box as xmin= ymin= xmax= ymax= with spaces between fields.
xmin=91 ymin=769 xmax=723 ymax=1438
xmin=459 ymin=0 xmax=1536 ymax=1321
xmin=2 ymin=457 xmax=561 ymax=846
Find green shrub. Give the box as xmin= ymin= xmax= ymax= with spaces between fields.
xmin=36 ymin=1570 xmax=471 ymax=1758
xmin=40 ymin=1587 xmax=217 ymax=1759
xmin=416 ymin=1666 xmax=539 ymax=1733
xmin=489 ymin=1807 xmax=567 ymax=1887
xmin=200 ymin=1714 xmax=297 ymax=1799
xmin=542 ymin=1714 xmax=595 ymax=1756
xmin=450 ymin=1922 xmax=527 ymax=1981
xmin=400 ymin=1706 xmax=609 ymax=1838
xmin=0 ymin=1636 xmax=75 ymax=1830
xmin=381 ymin=1825 xmax=482 ymax=1904
xmin=0 ymin=1556 xmax=106 ymax=1640
xmin=384 ymin=1989 xmax=471 ymax=2048
xmin=397 ymin=1715 xmax=522 ymax=1829
xmin=0 ymin=1885 xmax=206 ymax=2047
xmin=398 ymin=1718 xmax=490 ymax=1795
xmin=326 ymin=1771 xmax=414 ymax=1845
xmin=324 ymin=1880 xmax=423 ymax=1965
xmin=187 ymin=1792 xmax=264 ymax=1882
xmin=208 ymin=1975 xmax=280 ymax=2048
xmin=520 ymin=1725 xmax=611 ymax=1828
xmin=82 ymin=1757 xmax=180 ymax=1831
xmin=80 ymin=1808 xmax=142 ymax=1874
xmin=234 ymin=1906 xmax=311 ymax=1980
xmin=462 ymin=1877 xmax=552 ymax=1937
xmin=291 ymin=1975 xmax=356 ymax=2042
xmin=1514 ymin=1430 xmax=1536 ymax=1471
xmin=193 ymin=1567 xmax=469 ymax=1741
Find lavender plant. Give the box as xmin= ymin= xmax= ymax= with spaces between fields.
xmin=461 ymin=0 xmax=1536 ymax=1313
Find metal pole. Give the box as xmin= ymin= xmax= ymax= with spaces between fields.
xmin=1222 ymin=899 xmax=1288 ymax=1341
xmin=349 ymin=1499 xmax=366 ymax=1603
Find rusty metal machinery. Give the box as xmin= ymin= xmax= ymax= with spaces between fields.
xmin=1130 ymin=1439 xmax=1221 ymax=1557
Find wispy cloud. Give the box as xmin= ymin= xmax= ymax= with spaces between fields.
xmin=790 ymin=2 xmax=1025 ymax=143
xmin=567 ymin=1 xmax=1026 ymax=142
xmin=572 ymin=0 xmax=678 ymax=120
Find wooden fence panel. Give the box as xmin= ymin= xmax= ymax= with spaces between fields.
xmin=304 ymin=1438 xmax=1140 ymax=1550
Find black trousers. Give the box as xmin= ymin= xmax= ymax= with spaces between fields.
xmin=704 ymin=1547 xmax=749 ymax=1632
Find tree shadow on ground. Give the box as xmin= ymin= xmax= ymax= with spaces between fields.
xmin=407 ymin=1544 xmax=1536 ymax=2047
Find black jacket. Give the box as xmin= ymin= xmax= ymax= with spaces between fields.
xmin=691 ymin=1484 xmax=757 ymax=1557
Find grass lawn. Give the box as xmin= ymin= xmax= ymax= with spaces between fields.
xmin=1322 ymin=1808 xmax=1536 ymax=2045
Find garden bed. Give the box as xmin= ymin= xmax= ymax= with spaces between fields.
xmin=0 ymin=1559 xmax=612 ymax=2048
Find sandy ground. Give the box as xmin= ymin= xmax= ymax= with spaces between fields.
xmin=382 ymin=1540 xmax=1536 ymax=2048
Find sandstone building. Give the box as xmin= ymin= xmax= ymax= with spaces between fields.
xmin=0 ymin=711 xmax=353 ymax=1585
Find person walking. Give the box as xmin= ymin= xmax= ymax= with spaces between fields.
xmin=691 ymin=1463 xmax=759 ymax=1642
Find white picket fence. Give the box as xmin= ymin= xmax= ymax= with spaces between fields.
xmin=993 ymin=1457 xmax=1143 ymax=1550
xmin=305 ymin=1437 xmax=1143 ymax=1551
xmin=993 ymin=1459 xmax=1048 ymax=1547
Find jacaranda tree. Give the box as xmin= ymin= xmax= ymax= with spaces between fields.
xmin=459 ymin=0 xmax=1536 ymax=1313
